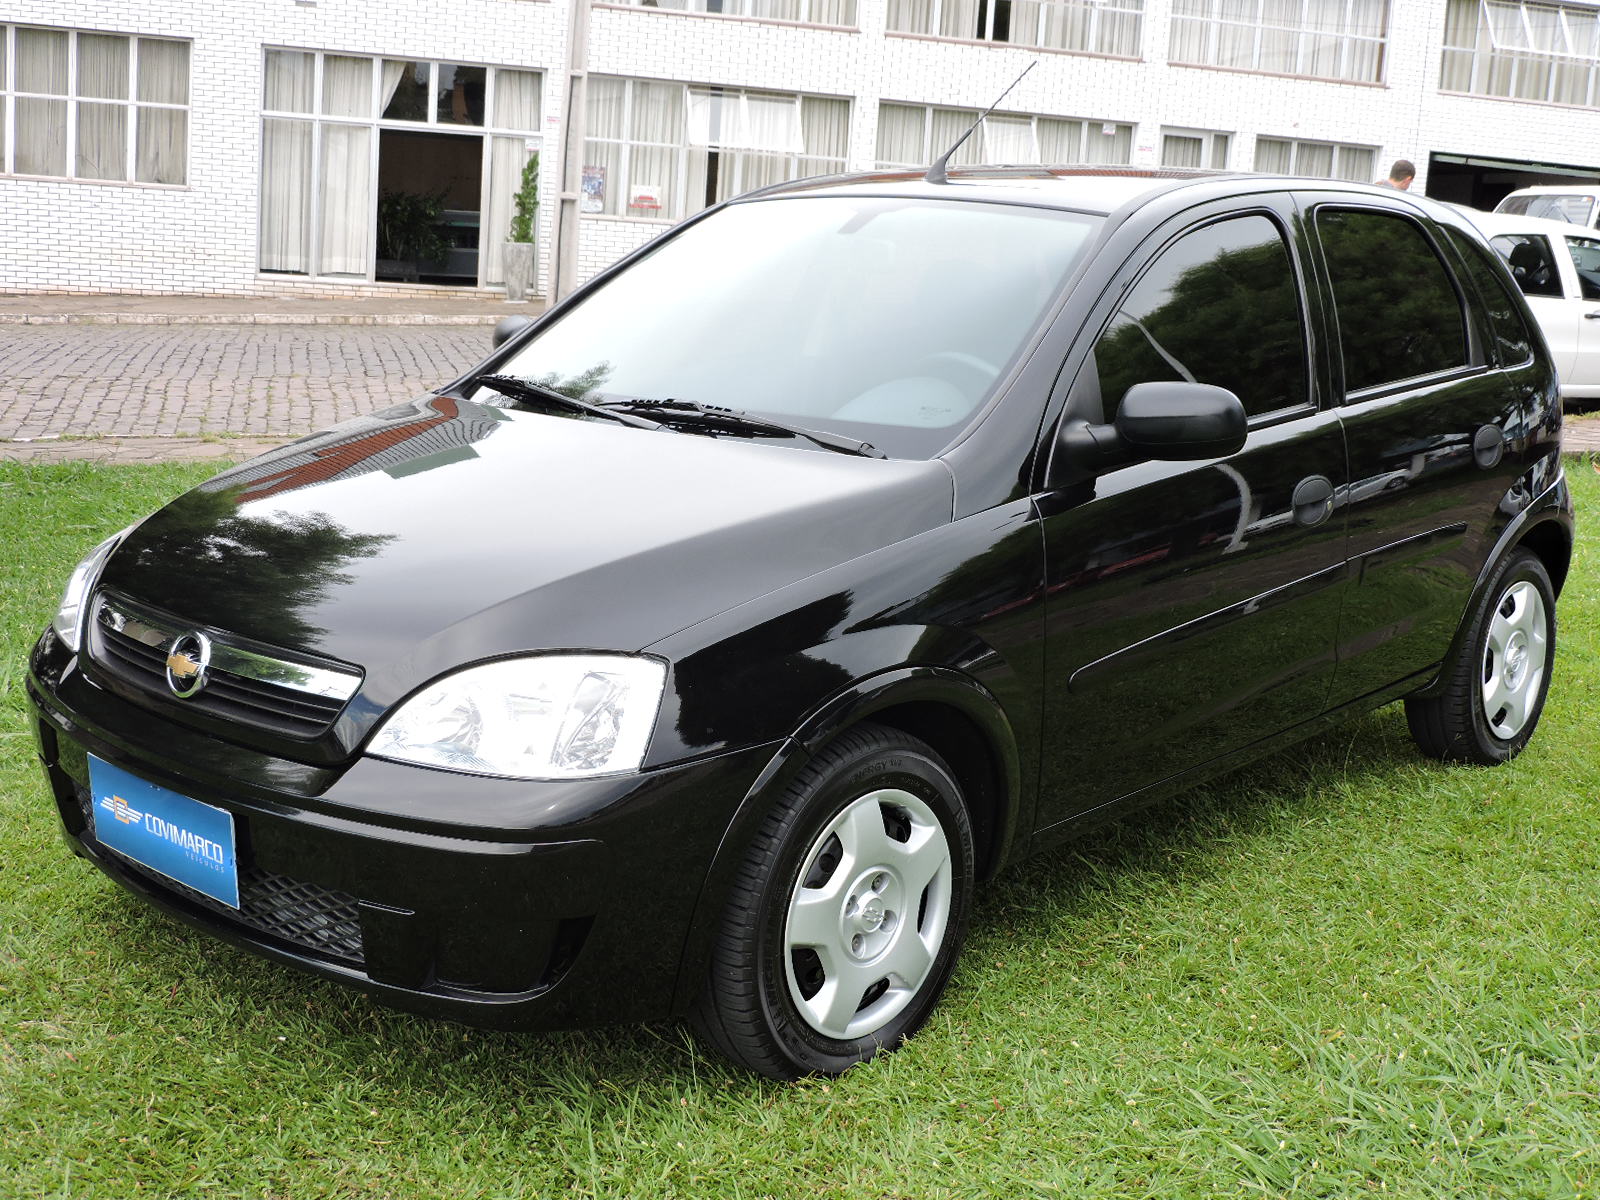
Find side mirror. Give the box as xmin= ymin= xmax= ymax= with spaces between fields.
xmin=492 ymin=315 xmax=535 ymax=349
xmin=1058 ymin=381 xmax=1247 ymax=471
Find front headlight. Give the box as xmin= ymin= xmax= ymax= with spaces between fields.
xmin=51 ymin=530 xmax=126 ymax=652
xmin=368 ymin=655 xmax=667 ymax=780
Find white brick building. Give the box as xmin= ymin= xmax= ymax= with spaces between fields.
xmin=3 ymin=0 xmax=1599 ymax=299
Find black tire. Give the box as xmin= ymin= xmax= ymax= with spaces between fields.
xmin=692 ymin=723 xmax=975 ymax=1080
xmin=1406 ymin=548 xmax=1556 ymax=765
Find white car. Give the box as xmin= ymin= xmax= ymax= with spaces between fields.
xmin=1469 ymin=209 xmax=1600 ymax=403
xmin=1494 ymin=185 xmax=1600 ymax=229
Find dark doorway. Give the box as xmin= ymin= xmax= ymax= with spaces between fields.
xmin=1426 ymin=151 xmax=1600 ymax=211
xmin=375 ymin=129 xmax=483 ymax=286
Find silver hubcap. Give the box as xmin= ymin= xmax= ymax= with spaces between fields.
xmin=1482 ymin=580 xmax=1548 ymax=740
xmin=783 ymin=788 xmax=952 ymax=1042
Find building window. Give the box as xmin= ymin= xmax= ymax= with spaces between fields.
xmin=1 ymin=25 xmax=188 ymax=184
xmin=1442 ymin=0 xmax=1600 ymax=106
xmin=1170 ymin=0 xmax=1388 ymax=84
xmin=1254 ymin=135 xmax=1375 ymax=182
xmin=583 ymin=77 xmax=848 ymax=222
xmin=614 ymin=0 xmax=856 ymax=26
xmin=885 ymin=0 xmax=1142 ymax=56
xmin=876 ymin=103 xmax=1134 ymax=168
xmin=259 ymin=49 xmax=543 ymax=287
xmin=1161 ymin=127 xmax=1231 ymax=168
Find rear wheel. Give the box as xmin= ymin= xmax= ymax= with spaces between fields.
xmin=1406 ymin=548 xmax=1555 ymax=765
xmin=693 ymin=723 xmax=974 ymax=1079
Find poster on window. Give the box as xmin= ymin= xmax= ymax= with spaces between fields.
xmin=629 ymin=184 xmax=663 ymax=213
xmin=581 ymin=166 xmax=606 ymax=214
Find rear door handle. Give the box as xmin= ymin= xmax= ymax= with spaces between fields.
xmin=1585 ymin=311 xmax=1600 ymax=319
xmin=1292 ymin=475 xmax=1335 ymax=527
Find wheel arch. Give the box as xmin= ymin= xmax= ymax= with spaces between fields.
xmin=668 ymin=666 xmax=1025 ymax=1015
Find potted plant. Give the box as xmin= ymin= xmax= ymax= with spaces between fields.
xmin=503 ymin=153 xmax=539 ymax=302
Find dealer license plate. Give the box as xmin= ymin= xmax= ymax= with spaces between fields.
xmin=86 ymin=755 xmax=240 ymax=909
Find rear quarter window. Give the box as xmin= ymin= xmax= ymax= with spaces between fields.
xmin=1443 ymin=227 xmax=1535 ymax=367
xmin=1317 ymin=208 xmax=1469 ymax=394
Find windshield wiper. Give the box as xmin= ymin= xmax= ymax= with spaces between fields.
xmin=476 ymin=375 xmax=665 ymax=431
xmin=603 ymin=399 xmax=886 ymax=459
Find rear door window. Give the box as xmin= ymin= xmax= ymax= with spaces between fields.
xmin=1095 ymin=213 xmax=1309 ymax=421
xmin=1566 ymin=234 xmax=1600 ymax=300
xmin=1317 ymin=209 xmax=1469 ymax=393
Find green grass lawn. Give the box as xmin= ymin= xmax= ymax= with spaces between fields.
xmin=4 ymin=459 xmax=1600 ymax=1198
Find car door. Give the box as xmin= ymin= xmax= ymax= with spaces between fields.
xmin=1309 ymin=201 xmax=1533 ymax=706
xmin=1560 ymin=230 xmax=1600 ymax=397
xmin=1032 ymin=197 xmax=1349 ymax=835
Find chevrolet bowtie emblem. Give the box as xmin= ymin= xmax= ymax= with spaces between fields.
xmin=164 ymin=632 xmax=212 ymax=698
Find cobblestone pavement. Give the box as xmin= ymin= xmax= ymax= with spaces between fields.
xmin=2 ymin=323 xmax=493 ymax=442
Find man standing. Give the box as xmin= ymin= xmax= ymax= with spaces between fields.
xmin=1377 ymin=159 xmax=1416 ymax=190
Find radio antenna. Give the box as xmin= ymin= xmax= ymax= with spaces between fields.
xmin=924 ymin=60 xmax=1038 ymax=185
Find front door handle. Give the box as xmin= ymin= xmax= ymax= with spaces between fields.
xmin=1585 ymin=311 xmax=1600 ymax=319
xmin=1291 ymin=475 xmax=1335 ymax=527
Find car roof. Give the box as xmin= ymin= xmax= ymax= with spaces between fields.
xmin=1465 ymin=208 xmax=1598 ymax=239
xmin=738 ymin=165 xmax=1404 ymax=218
xmin=1500 ymin=185 xmax=1600 ymax=197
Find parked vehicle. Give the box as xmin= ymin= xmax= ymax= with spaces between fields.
xmin=1494 ymin=185 xmax=1600 ymax=229
xmin=1469 ymin=209 xmax=1600 ymax=404
xmin=27 ymin=168 xmax=1571 ymax=1079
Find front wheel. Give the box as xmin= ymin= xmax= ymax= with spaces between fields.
xmin=693 ymin=724 xmax=974 ymax=1079
xmin=1406 ymin=548 xmax=1556 ymax=765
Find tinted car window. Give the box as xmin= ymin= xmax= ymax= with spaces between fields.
xmin=1489 ymin=234 xmax=1563 ymax=299
xmin=497 ymin=196 xmax=1101 ymax=460
xmin=1318 ymin=209 xmax=1469 ymax=393
xmin=1443 ymin=227 xmax=1534 ymax=367
xmin=1095 ymin=214 xmax=1309 ymax=420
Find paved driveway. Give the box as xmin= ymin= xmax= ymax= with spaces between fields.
xmin=2 ymin=324 xmax=492 ymax=441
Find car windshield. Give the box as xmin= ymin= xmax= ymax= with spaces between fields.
xmin=494 ymin=195 xmax=1102 ymax=458
xmin=1497 ymin=193 xmax=1596 ymax=225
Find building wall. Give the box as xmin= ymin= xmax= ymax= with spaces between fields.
xmin=5 ymin=0 xmax=1600 ymax=296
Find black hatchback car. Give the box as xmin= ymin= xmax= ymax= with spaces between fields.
xmin=28 ymin=168 xmax=1571 ymax=1079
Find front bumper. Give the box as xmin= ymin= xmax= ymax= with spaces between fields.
xmin=27 ymin=633 xmax=777 ymax=1031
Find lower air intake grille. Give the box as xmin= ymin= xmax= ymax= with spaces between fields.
xmin=78 ymin=788 xmax=364 ymax=965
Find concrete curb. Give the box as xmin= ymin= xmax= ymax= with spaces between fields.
xmin=0 ymin=312 xmax=510 ymax=326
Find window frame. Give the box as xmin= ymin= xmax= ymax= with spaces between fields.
xmin=1159 ymin=126 xmax=1232 ymax=170
xmin=1 ymin=23 xmax=191 ymax=186
xmin=874 ymin=101 xmax=1134 ymax=170
xmin=1254 ymin=135 xmax=1376 ymax=183
xmin=1442 ymin=0 xmax=1600 ymax=108
xmin=884 ymin=0 xmax=1144 ymax=58
xmin=1169 ymin=0 xmax=1389 ymax=85
xmin=602 ymin=0 xmax=858 ymax=28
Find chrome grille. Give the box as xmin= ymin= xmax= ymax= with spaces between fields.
xmin=77 ymin=787 xmax=364 ymax=964
xmin=88 ymin=592 xmax=361 ymax=739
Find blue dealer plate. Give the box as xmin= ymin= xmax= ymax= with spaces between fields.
xmin=87 ymin=755 xmax=240 ymax=909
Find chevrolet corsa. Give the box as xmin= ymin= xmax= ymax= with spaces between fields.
xmin=28 ymin=168 xmax=1571 ymax=1078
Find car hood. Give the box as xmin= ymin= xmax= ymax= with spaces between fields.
xmin=98 ymin=397 xmax=953 ymax=707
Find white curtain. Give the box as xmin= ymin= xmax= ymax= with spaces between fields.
xmin=798 ymin=96 xmax=849 ymax=175
xmin=875 ymin=103 xmax=924 ymax=167
xmin=930 ymin=107 xmax=984 ymax=166
xmin=1168 ymin=15 xmax=1212 ymax=62
xmin=15 ymin=28 xmax=68 ymax=176
xmin=136 ymin=108 xmax=187 ymax=184
xmin=1162 ymin=133 xmax=1204 ymax=168
xmin=631 ymin=81 xmax=683 ymax=217
xmin=260 ymin=118 xmax=312 ymax=271
xmin=138 ymin=39 xmax=189 ymax=104
xmin=1036 ymin=117 xmax=1081 ymax=162
xmin=322 ymin=56 xmax=372 ymax=118
xmin=809 ymin=0 xmax=855 ymax=23
xmin=485 ymin=136 xmax=534 ymax=283
xmin=940 ymin=0 xmax=981 ymax=38
xmin=984 ymin=116 xmax=1039 ymax=163
xmin=264 ymin=50 xmax=314 ymax=112
xmin=493 ymin=69 xmax=541 ymax=130
xmin=584 ymin=77 xmax=627 ymax=216
xmin=1336 ymin=145 xmax=1375 ymax=182
xmin=381 ymin=61 xmax=408 ymax=116
xmin=318 ymin=123 xmax=371 ymax=275
xmin=1082 ymin=121 xmax=1132 ymax=164
xmin=1253 ymin=136 xmax=1292 ymax=173
xmin=885 ymin=0 xmax=933 ymax=33
xmin=76 ymin=104 xmax=126 ymax=179
xmin=1298 ymin=141 xmax=1334 ymax=177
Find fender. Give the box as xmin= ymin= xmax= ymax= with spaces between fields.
xmin=1408 ymin=468 xmax=1573 ymax=700
xmin=667 ymin=664 xmax=1027 ymax=1016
